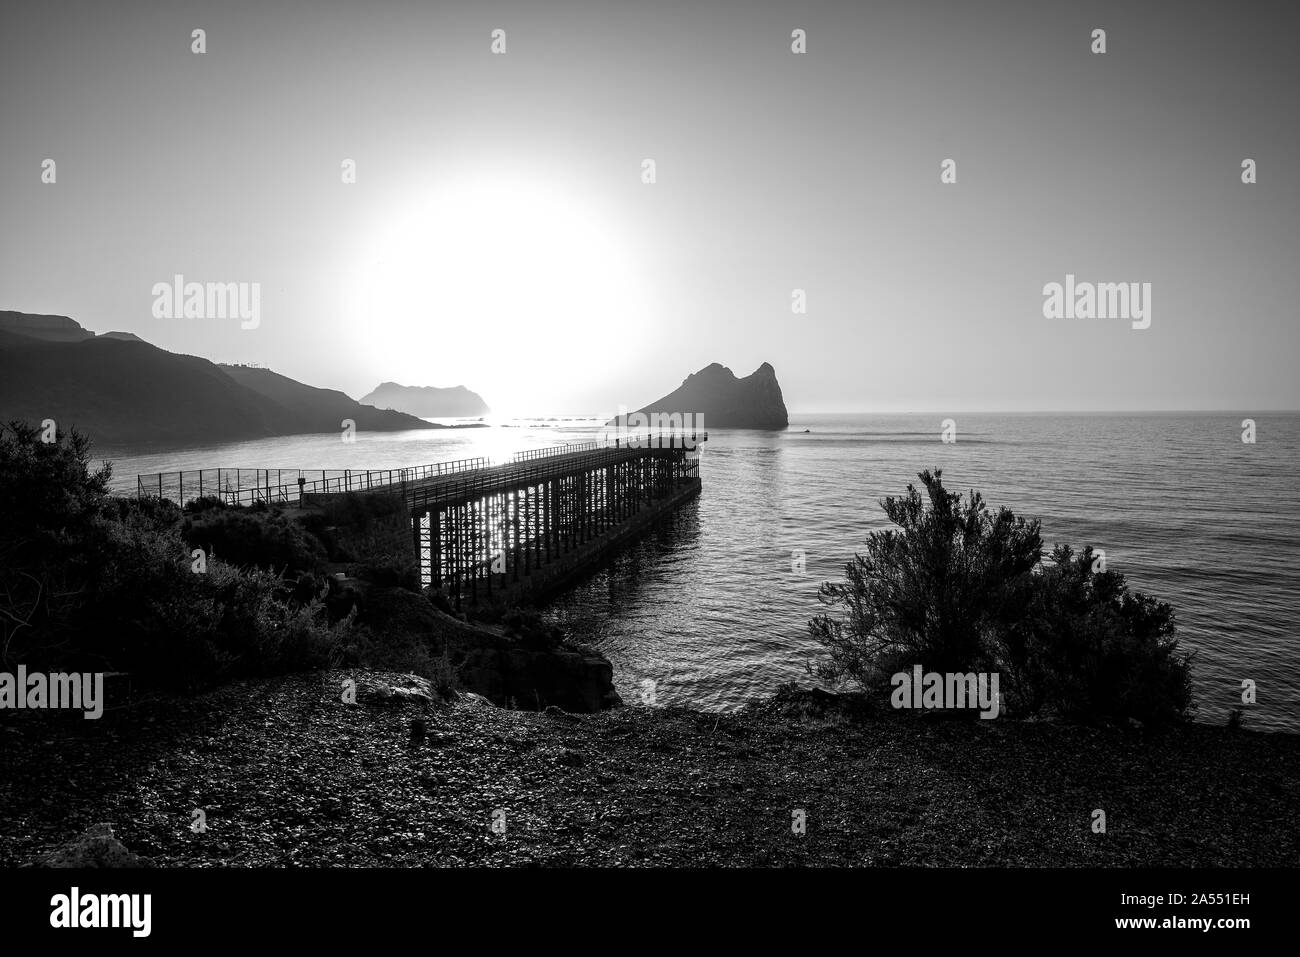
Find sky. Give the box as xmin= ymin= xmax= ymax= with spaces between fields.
xmin=1 ymin=0 xmax=1297 ymax=414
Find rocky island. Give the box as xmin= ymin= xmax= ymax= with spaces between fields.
xmin=360 ymin=382 xmax=491 ymax=418
xmin=616 ymin=361 xmax=788 ymax=430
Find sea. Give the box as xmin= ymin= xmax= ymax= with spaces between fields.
xmin=99 ymin=412 xmax=1300 ymax=733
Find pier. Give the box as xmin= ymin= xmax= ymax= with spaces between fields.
xmin=136 ymin=433 xmax=705 ymax=608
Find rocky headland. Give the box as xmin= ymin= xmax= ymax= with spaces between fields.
xmin=615 ymin=361 xmax=789 ymax=430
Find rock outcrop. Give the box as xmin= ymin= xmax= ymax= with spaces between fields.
xmin=616 ymin=361 xmax=788 ymax=430
xmin=360 ymin=382 xmax=490 ymax=418
xmin=362 ymin=587 xmax=621 ymax=713
xmin=32 ymin=823 xmax=146 ymax=868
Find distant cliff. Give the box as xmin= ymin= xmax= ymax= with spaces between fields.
xmin=359 ymin=382 xmax=490 ymax=418
xmin=0 ymin=311 xmax=141 ymax=343
xmin=0 ymin=311 xmax=95 ymax=342
xmin=617 ymin=362 xmax=788 ymax=430
xmin=0 ymin=311 xmax=438 ymax=447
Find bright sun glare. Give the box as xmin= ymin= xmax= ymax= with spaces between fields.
xmin=350 ymin=179 xmax=646 ymax=416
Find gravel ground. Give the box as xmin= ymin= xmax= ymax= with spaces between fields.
xmin=2 ymin=670 xmax=1297 ymax=867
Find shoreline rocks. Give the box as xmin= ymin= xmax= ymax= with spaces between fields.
xmin=31 ymin=823 xmax=147 ymax=868
xmin=361 ymin=586 xmax=621 ymax=713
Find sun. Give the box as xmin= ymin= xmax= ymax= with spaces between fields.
xmin=348 ymin=177 xmax=646 ymax=415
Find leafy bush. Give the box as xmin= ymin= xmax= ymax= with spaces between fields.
xmin=75 ymin=489 xmax=344 ymax=688
xmin=0 ymin=422 xmax=111 ymax=665
xmin=997 ymin=545 xmax=1194 ymax=723
xmin=424 ymin=586 xmax=455 ymax=615
xmin=809 ymin=470 xmax=1195 ymax=723
xmin=298 ymin=492 xmax=418 ymax=589
xmin=182 ymin=495 xmax=227 ymax=515
xmin=502 ymin=608 xmax=563 ymax=650
xmin=0 ymin=421 xmax=348 ymax=690
xmin=808 ymin=469 xmax=1041 ymax=684
xmin=183 ymin=507 xmax=327 ymax=575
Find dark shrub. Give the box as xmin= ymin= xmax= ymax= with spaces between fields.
xmin=183 ymin=507 xmax=327 ymax=575
xmin=809 ymin=470 xmax=1195 ymax=723
xmin=808 ymin=469 xmax=1042 ymax=684
xmin=298 ymin=492 xmax=418 ymax=590
xmin=182 ymin=495 xmax=227 ymax=515
xmin=998 ymin=545 xmax=1195 ymax=723
xmin=0 ymin=422 xmax=111 ymax=666
xmin=424 ymin=587 xmax=454 ymax=615
xmin=0 ymin=421 xmax=348 ymax=689
xmin=503 ymin=608 xmax=564 ymax=650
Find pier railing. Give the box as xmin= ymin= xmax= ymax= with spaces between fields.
xmin=135 ymin=456 xmax=492 ymax=507
xmin=133 ymin=434 xmax=705 ymax=509
xmin=404 ymin=445 xmax=685 ymax=513
xmin=510 ymin=440 xmax=603 ymax=464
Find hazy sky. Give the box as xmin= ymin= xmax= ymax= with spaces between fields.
xmin=2 ymin=0 xmax=1297 ymax=414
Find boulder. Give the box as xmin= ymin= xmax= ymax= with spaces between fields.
xmin=361 ymin=587 xmax=621 ymax=713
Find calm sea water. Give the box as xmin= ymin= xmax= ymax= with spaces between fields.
xmin=99 ymin=413 xmax=1300 ymax=733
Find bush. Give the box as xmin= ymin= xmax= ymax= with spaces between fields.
xmin=0 ymin=422 xmax=111 ymax=666
xmin=0 ymin=420 xmax=348 ymax=690
xmin=182 ymin=495 xmax=227 ymax=515
xmin=809 ymin=470 xmax=1195 ymax=723
xmin=808 ymin=469 xmax=1042 ymax=685
xmin=998 ymin=545 xmax=1195 ymax=723
xmin=78 ymin=488 xmax=344 ymax=688
xmin=298 ymin=492 xmax=418 ymax=590
xmin=502 ymin=608 xmax=563 ymax=650
xmin=183 ymin=507 xmax=327 ymax=575
xmin=424 ymin=587 xmax=454 ymax=615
